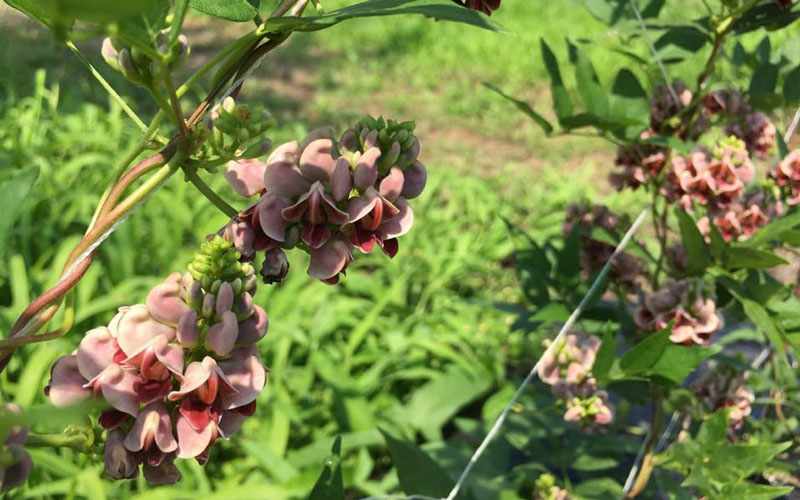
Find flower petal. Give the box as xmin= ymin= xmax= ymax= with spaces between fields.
xmin=237 ymin=305 xmax=269 ymax=345
xmin=379 ymin=167 xmax=404 ymax=201
xmin=176 ymin=414 xmax=216 ymax=459
xmin=257 ymin=193 xmax=289 ymax=242
xmin=76 ymin=326 xmax=118 ymax=381
xmin=331 ymin=157 xmax=353 ymax=202
xmin=224 ymin=159 xmax=267 ymax=198
xmin=264 ymin=141 xmax=309 ymax=199
xmin=205 ymin=311 xmax=239 ymax=358
xmin=114 ymin=304 xmax=176 ymax=357
xmin=308 ymin=238 xmax=352 ymax=281
xmin=147 ymin=280 xmax=191 ymax=326
xmin=401 ymin=160 xmax=427 ymax=199
xmin=299 ymin=138 xmax=337 ymax=182
xmin=219 ymin=350 xmax=266 ymax=410
xmin=353 ymin=147 xmax=381 ymax=189
xmin=378 ymin=197 xmax=413 ymax=239
xmin=47 ymin=355 xmax=90 ymax=407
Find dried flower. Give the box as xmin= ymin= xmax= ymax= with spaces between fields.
xmin=770 ymin=150 xmax=800 ymax=205
xmin=692 ymin=365 xmax=754 ymax=432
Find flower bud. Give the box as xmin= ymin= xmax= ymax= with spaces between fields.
xmin=101 ymin=38 xmax=121 ymax=71
xmin=260 ymin=248 xmax=290 ymax=285
xmin=104 ymin=429 xmax=138 ymax=480
xmin=177 ymin=310 xmax=199 ymax=348
xmin=202 ymin=294 xmax=216 ymax=319
xmin=216 ymin=282 xmax=234 ymax=316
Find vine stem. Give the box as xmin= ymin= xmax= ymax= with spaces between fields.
xmin=25 ymin=432 xmax=93 ymax=453
xmin=183 ymin=168 xmax=239 ymax=217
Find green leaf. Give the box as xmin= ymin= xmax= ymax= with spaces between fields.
xmin=723 ymin=246 xmax=788 ymax=270
xmin=784 ymin=65 xmax=800 ymax=103
xmin=749 ymin=63 xmax=779 ymax=96
xmin=540 ymin=39 xmax=573 ymax=123
xmin=620 ymin=328 xmax=671 ymax=374
xmin=0 ymin=167 xmax=38 ymax=253
xmin=675 ymin=207 xmax=710 ymax=274
xmin=648 ymin=344 xmax=719 ymax=384
xmin=190 ymin=0 xmax=256 ymax=20
xmin=738 ymin=296 xmax=787 ymax=360
xmin=777 ymin=130 xmax=789 ymax=159
xmin=483 ymin=83 xmax=553 ymax=135
xmin=307 ymin=437 xmax=344 ymax=500
xmin=779 ymin=229 xmax=800 ymax=245
xmin=572 ymin=45 xmax=609 ymax=119
xmin=741 ymin=208 xmax=800 ymax=247
xmin=398 ymin=366 xmax=491 ymax=440
xmin=6 ymin=0 xmax=161 ymax=26
xmin=592 ymin=329 xmax=616 ymax=381
xmin=380 ymin=429 xmax=455 ymax=498
xmin=170 ymin=0 xmax=191 ymax=44
xmin=263 ymin=0 xmax=500 ymax=33
xmin=610 ymin=69 xmax=648 ymax=123
xmin=572 ymin=477 xmax=624 ymax=500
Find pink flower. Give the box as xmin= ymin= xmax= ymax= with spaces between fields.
xmin=692 ymin=366 xmax=754 ymax=432
xmin=610 ymin=130 xmax=667 ymax=191
xmin=635 ymin=279 xmax=720 ymax=345
xmin=538 ymin=332 xmax=601 ymax=399
xmin=770 ymin=150 xmax=800 ymax=205
xmin=728 ymin=112 xmax=776 ymax=158
xmin=124 ymin=402 xmax=178 ymax=466
xmin=308 ymin=237 xmax=354 ymax=284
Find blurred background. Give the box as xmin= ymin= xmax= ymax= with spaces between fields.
xmin=1 ymin=1 xmax=797 ymax=498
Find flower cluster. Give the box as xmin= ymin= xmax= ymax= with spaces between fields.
xmin=692 ymin=365 xmax=754 ymax=432
xmin=0 ymin=405 xmax=31 ymax=492
xmin=770 ymin=150 xmax=800 ymax=205
xmin=563 ymin=203 xmax=643 ymax=287
xmin=533 ymin=473 xmax=571 ymax=500
xmin=634 ymin=278 xmax=721 ymax=345
xmin=538 ymin=332 xmax=613 ymax=427
xmin=704 ymin=89 xmax=776 ymax=158
xmin=46 ymin=237 xmax=268 ymax=483
xmin=664 ymin=138 xmax=755 ymax=212
xmin=223 ymin=116 xmax=427 ymax=284
xmin=696 ymin=192 xmax=781 ymax=242
xmin=610 ymin=130 xmax=667 ymax=191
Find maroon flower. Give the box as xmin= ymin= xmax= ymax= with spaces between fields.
xmin=451 ymin=0 xmax=500 ymax=15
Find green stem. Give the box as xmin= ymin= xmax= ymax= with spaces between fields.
xmin=65 ymin=41 xmax=148 ymax=133
xmin=183 ymin=168 xmax=239 ymax=217
xmin=147 ymin=83 xmax=176 ymax=127
xmin=627 ymin=391 xmax=664 ymax=498
xmin=176 ymin=30 xmax=261 ymax=99
xmin=26 ymin=432 xmax=93 ymax=453
xmin=161 ymin=67 xmax=189 ymax=138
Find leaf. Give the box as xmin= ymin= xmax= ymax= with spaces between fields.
xmin=190 ymin=0 xmax=256 ymax=21
xmin=610 ymin=69 xmax=648 ymax=122
xmin=0 ymin=167 xmax=38 ymax=252
xmin=399 ymin=366 xmax=491 ymax=440
xmin=6 ymin=0 xmax=161 ymax=26
xmin=483 ymin=83 xmax=553 ymax=135
xmin=784 ymin=65 xmax=800 ymax=103
xmin=572 ymin=478 xmax=624 ymax=500
xmin=779 ymin=229 xmax=800 ymax=245
xmin=675 ymin=207 xmax=710 ymax=274
xmin=620 ymin=328 xmax=671 ymax=374
xmin=749 ymin=63 xmax=779 ymax=96
xmin=723 ymin=247 xmax=788 ymax=270
xmin=571 ymin=454 xmax=619 ymax=471
xmin=307 ymin=437 xmax=344 ymax=500
xmin=380 ymin=429 xmax=456 ymax=498
xmin=738 ymin=296 xmax=787 ymax=360
xmin=592 ymin=329 xmax=616 ymax=381
xmin=263 ymin=0 xmax=500 ymax=33
xmin=540 ymin=39 xmax=573 ymax=123
xmin=741 ymin=208 xmax=800 ymax=247
xmin=648 ymin=344 xmax=719 ymax=384
xmin=557 ymin=228 xmax=580 ymax=284
xmin=572 ymin=45 xmax=609 ymax=118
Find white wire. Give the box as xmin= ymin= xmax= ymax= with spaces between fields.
xmin=354 ymin=209 xmax=649 ymax=500
xmin=629 ymin=0 xmax=680 ymax=105
xmin=784 ymin=106 xmax=800 ymax=145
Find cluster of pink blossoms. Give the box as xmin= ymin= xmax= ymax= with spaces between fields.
xmin=563 ymin=203 xmax=642 ymax=287
xmin=46 ymin=237 xmax=268 ymax=483
xmin=538 ymin=332 xmax=613 ymax=427
xmin=664 ymin=139 xmax=755 ymax=212
xmin=610 ymin=130 xmax=667 ymax=191
xmin=634 ymin=278 xmax=720 ymax=345
xmin=770 ymin=150 xmax=800 ymax=205
xmin=697 ymin=192 xmax=781 ymax=242
xmin=0 ymin=405 xmax=31 ymax=492
xmin=692 ymin=365 xmax=754 ymax=432
xmin=223 ymin=116 xmax=426 ymax=284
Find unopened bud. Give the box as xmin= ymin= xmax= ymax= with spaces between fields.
xmin=260 ymin=248 xmax=290 ymax=285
